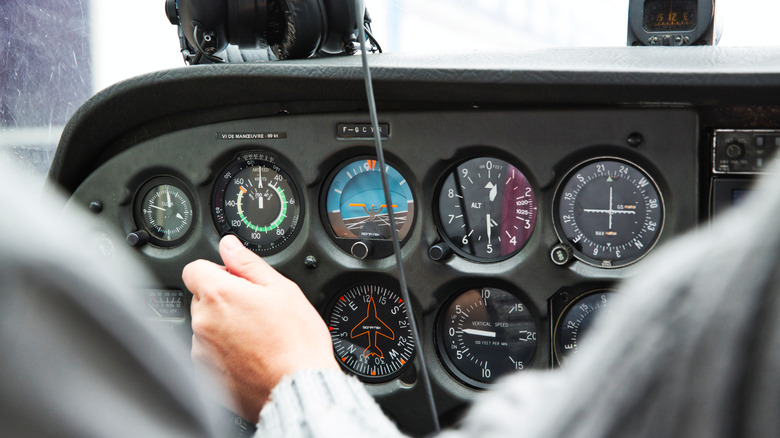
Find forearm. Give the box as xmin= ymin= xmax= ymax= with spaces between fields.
xmin=257 ymin=368 xmax=407 ymax=438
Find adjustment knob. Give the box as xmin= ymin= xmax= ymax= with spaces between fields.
xmin=550 ymin=244 xmax=572 ymax=266
xmin=725 ymin=143 xmax=745 ymax=159
xmin=126 ymin=230 xmax=150 ymax=247
xmin=350 ymin=241 xmax=371 ymax=260
xmin=429 ymin=242 xmax=453 ymax=261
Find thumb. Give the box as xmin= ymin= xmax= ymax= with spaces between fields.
xmin=219 ymin=235 xmax=283 ymax=286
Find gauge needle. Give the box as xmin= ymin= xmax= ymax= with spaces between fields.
xmin=148 ymin=303 xmax=163 ymax=318
xmin=150 ymin=205 xmax=166 ymax=212
xmin=609 ymin=186 xmax=613 ymax=229
xmin=486 ymin=213 xmax=492 ymax=241
xmin=176 ymin=213 xmax=184 ymax=220
xmin=485 ymin=182 xmax=498 ymax=202
xmin=462 ymin=328 xmax=497 ymax=338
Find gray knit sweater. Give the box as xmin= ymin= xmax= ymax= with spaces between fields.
xmin=258 ymin=165 xmax=780 ymax=438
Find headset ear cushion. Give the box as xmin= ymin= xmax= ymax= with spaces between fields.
xmin=268 ymin=0 xmax=326 ymax=59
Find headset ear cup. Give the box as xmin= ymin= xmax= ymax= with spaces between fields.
xmin=320 ymin=0 xmax=362 ymax=55
xmin=269 ymin=0 xmax=326 ymax=59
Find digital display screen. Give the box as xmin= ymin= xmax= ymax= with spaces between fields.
xmin=644 ymin=0 xmax=697 ymax=32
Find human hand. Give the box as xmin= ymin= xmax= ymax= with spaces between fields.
xmin=182 ymin=235 xmax=339 ymax=421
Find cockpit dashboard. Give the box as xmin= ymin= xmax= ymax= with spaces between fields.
xmin=50 ymin=47 xmax=780 ymax=435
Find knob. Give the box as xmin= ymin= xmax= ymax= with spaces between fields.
xmin=126 ymin=230 xmax=150 ymax=247
xmin=725 ymin=143 xmax=745 ymax=159
xmin=350 ymin=241 xmax=371 ymax=259
xmin=550 ymin=244 xmax=572 ymax=266
xmin=429 ymin=242 xmax=453 ymax=261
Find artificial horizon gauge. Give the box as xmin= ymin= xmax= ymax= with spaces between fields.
xmin=553 ymin=290 xmax=618 ymax=367
xmin=553 ymin=158 xmax=664 ymax=268
xmin=327 ymin=283 xmax=415 ymax=382
xmin=437 ymin=287 xmax=537 ymax=388
xmin=437 ymin=157 xmax=537 ymax=262
xmin=212 ymin=152 xmax=303 ymax=254
xmin=324 ymin=158 xmax=415 ymax=259
xmin=134 ymin=177 xmax=195 ymax=246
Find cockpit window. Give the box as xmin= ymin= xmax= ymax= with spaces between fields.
xmin=1 ymin=0 xmax=779 ymax=188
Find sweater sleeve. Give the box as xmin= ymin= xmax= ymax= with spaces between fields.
xmin=256 ymin=369 xmax=408 ymax=438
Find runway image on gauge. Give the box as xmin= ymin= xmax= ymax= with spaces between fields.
xmin=553 ymin=157 xmax=663 ymax=268
xmin=324 ymin=158 xmax=415 ymax=258
xmin=327 ymin=283 xmax=415 ymax=382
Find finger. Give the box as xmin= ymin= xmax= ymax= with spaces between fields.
xmin=219 ymin=234 xmax=285 ymax=286
xmin=182 ymin=259 xmax=243 ymax=299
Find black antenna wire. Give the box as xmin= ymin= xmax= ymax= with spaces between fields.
xmin=357 ymin=16 xmax=441 ymax=434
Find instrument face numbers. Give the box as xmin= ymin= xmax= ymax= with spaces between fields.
xmin=437 ymin=157 xmax=537 ymax=262
xmin=146 ymin=289 xmax=186 ymax=320
xmin=212 ymin=153 xmax=303 ymax=254
xmin=327 ymin=284 xmax=415 ymax=382
xmin=554 ymin=158 xmax=664 ymax=268
xmin=437 ymin=288 xmax=537 ymax=388
xmin=553 ymin=290 xmax=618 ymax=366
xmin=139 ymin=183 xmax=194 ymax=244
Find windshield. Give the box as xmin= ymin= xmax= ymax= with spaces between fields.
xmin=1 ymin=0 xmax=778 ymax=188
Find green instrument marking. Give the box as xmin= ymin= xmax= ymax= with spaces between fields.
xmin=237 ymin=186 xmax=288 ymax=233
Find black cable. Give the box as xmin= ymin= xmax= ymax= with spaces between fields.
xmin=364 ymin=27 xmax=383 ymax=53
xmin=193 ymin=25 xmax=224 ymax=63
xmin=358 ymin=15 xmax=441 ymax=434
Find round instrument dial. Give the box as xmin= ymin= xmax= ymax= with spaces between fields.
xmin=327 ymin=283 xmax=415 ymax=382
xmin=212 ymin=152 xmax=303 ymax=254
xmin=134 ymin=178 xmax=195 ymax=246
xmin=553 ymin=290 xmax=618 ymax=367
xmin=324 ymin=158 xmax=415 ymax=259
xmin=437 ymin=287 xmax=537 ymax=388
xmin=553 ymin=158 xmax=664 ymax=268
xmin=437 ymin=157 xmax=537 ymax=262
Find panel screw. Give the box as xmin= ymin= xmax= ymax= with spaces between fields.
xmin=88 ymin=200 xmax=103 ymax=213
xmin=304 ymin=255 xmax=319 ymax=270
xmin=627 ymin=132 xmax=644 ymax=148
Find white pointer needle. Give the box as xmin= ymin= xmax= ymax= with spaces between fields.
xmin=462 ymin=328 xmax=497 ymax=338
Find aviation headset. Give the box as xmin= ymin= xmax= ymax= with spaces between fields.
xmin=165 ymin=0 xmax=366 ymax=63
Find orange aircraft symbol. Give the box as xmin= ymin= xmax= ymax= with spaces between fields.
xmin=350 ymin=289 xmax=396 ymax=359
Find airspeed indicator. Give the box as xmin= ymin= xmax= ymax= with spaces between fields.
xmin=212 ymin=152 xmax=303 ymax=254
